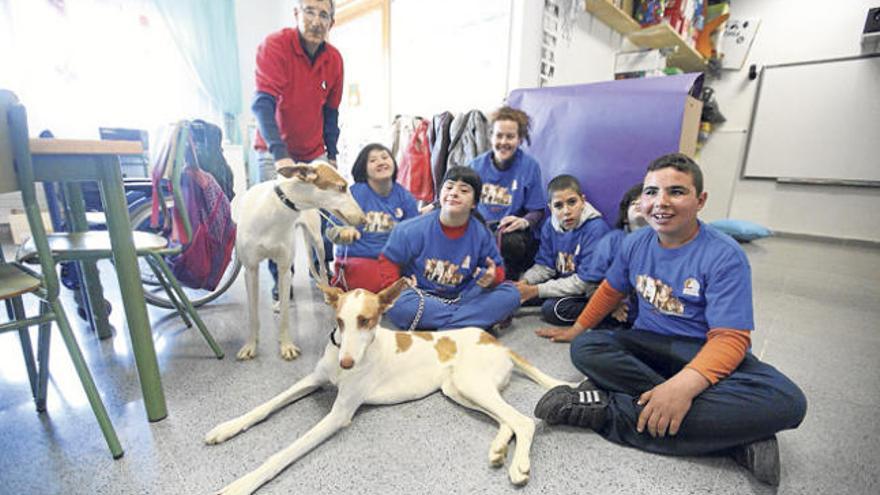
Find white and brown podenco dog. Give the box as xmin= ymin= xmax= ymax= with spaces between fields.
xmin=232 ymin=161 xmax=364 ymax=360
xmin=205 ymin=278 xmax=573 ymax=494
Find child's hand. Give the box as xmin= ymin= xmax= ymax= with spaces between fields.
xmin=612 ymin=301 xmax=629 ymax=322
xmin=498 ymin=215 xmax=529 ymax=234
xmin=535 ymin=326 xmax=580 ymax=342
xmin=515 ymin=281 xmax=539 ymax=302
xmin=473 ymin=257 xmax=497 ymax=288
xmin=337 ymin=227 xmax=361 ymax=244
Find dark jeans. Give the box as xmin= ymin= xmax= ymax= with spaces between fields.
xmin=539 ymin=296 xmax=629 ymax=329
xmin=570 ymin=329 xmax=807 ymax=456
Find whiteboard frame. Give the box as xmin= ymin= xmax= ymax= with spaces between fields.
xmin=741 ymin=53 xmax=880 ymax=188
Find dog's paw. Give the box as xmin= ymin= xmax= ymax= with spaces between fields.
xmin=204 ymin=421 xmax=242 ymax=445
xmin=280 ymin=342 xmax=301 ymax=360
xmin=236 ymin=343 xmax=257 ymax=360
xmin=488 ymin=444 xmax=508 ymax=468
xmin=508 ymin=460 xmax=530 ymax=486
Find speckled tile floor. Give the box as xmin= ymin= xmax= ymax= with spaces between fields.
xmin=1 ymin=236 xmax=878 ymax=495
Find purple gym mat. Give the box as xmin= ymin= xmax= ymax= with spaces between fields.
xmin=507 ymin=73 xmax=703 ymax=226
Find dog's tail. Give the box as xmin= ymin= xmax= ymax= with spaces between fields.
xmin=508 ymin=351 xmax=574 ymax=389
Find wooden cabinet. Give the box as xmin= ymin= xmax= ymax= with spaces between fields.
xmin=585 ymin=0 xmax=708 ymax=73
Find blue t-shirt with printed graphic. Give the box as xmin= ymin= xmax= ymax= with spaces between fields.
xmin=335 ymin=182 xmax=418 ymax=259
xmin=604 ymin=222 xmax=754 ymax=339
xmin=469 ymin=149 xmax=545 ymax=225
xmin=582 ymin=229 xmax=638 ymax=325
xmin=535 ymin=216 xmax=610 ymax=279
xmin=382 ymin=211 xmax=504 ymax=299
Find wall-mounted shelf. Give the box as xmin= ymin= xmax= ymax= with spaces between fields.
xmin=585 ymin=0 xmax=640 ymax=34
xmin=628 ymin=23 xmax=708 ymax=72
xmin=585 ymin=0 xmax=708 ymax=73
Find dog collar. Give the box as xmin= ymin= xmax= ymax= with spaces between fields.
xmin=274 ymin=185 xmax=300 ymax=211
xmin=330 ymin=327 xmax=341 ymax=348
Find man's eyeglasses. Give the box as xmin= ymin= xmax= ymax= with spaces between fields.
xmin=303 ymin=8 xmax=332 ymax=23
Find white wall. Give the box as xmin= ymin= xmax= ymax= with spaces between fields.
xmin=549 ymin=8 xmax=626 ymax=87
xmin=706 ymin=0 xmax=880 ymax=242
xmin=234 ymin=0 xmax=291 ymax=135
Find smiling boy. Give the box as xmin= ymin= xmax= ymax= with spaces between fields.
xmin=533 ymin=153 xmax=806 ymax=486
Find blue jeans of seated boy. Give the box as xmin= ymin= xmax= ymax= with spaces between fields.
xmin=570 ymin=329 xmax=807 ymax=456
xmin=386 ymin=283 xmax=520 ymax=330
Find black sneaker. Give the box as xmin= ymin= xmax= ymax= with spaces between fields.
xmin=534 ymin=379 xmax=608 ymax=430
xmin=732 ymin=436 xmax=780 ymax=486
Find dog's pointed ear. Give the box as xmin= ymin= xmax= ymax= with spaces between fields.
xmin=317 ymin=283 xmax=344 ymax=308
xmin=277 ymin=162 xmax=317 ymax=182
xmin=377 ymin=277 xmax=412 ymax=313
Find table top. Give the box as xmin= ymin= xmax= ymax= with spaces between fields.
xmin=29 ymin=138 xmax=143 ymax=156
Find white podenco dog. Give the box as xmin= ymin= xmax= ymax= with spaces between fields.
xmin=205 ymin=279 xmax=574 ymax=494
xmin=232 ymin=161 xmax=364 ymax=360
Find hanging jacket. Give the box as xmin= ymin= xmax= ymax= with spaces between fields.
xmin=396 ymin=118 xmax=433 ymax=202
xmin=447 ymin=110 xmax=490 ymax=170
xmin=428 ymin=111 xmax=454 ymax=200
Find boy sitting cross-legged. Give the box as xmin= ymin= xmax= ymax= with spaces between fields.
xmin=515 ymin=175 xmax=610 ymax=325
xmin=534 ymin=153 xmax=807 ymax=487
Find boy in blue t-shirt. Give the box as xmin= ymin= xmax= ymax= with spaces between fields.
xmin=533 ymin=153 xmax=806 ymax=487
xmin=515 ymin=175 xmax=610 ymax=324
xmin=379 ymin=167 xmax=520 ymax=330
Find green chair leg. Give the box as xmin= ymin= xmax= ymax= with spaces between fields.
xmin=79 ymin=260 xmax=113 ymax=340
xmin=49 ymin=299 xmax=124 ymax=459
xmin=148 ymin=254 xmax=224 ymax=359
xmin=35 ymin=301 xmax=52 ymax=413
xmin=11 ymin=296 xmax=39 ymax=400
xmin=146 ymin=257 xmax=192 ymax=328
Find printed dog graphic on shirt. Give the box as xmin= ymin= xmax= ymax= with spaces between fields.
xmin=482 ymin=183 xmax=513 ymax=206
xmin=363 ymin=211 xmax=395 ymax=233
xmin=555 ymin=252 xmax=576 ymax=275
xmin=636 ymin=274 xmax=685 ymax=315
xmin=424 ymin=258 xmax=465 ymax=286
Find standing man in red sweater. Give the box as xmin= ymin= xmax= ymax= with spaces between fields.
xmin=252 ymin=0 xmax=343 ymax=300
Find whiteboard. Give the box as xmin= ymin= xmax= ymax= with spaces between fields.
xmin=742 ymin=55 xmax=880 ymax=184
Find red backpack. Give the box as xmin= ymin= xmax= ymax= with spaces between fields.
xmin=150 ymin=122 xmax=235 ymax=290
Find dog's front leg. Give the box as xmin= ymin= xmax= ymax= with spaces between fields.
xmin=275 ymin=261 xmax=300 ymax=360
xmin=205 ymin=372 xmax=326 ymax=445
xmin=212 ymin=398 xmax=361 ymax=495
xmin=237 ymin=265 xmax=261 ymax=360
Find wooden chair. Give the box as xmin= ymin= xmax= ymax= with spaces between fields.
xmin=0 ymin=89 xmax=123 ymax=458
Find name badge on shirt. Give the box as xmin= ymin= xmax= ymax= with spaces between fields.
xmin=461 ymin=256 xmax=471 ymax=269
xmin=683 ymin=278 xmax=701 ymax=297
xmin=511 ymin=179 xmax=518 ymax=191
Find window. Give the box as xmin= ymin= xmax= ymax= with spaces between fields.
xmin=0 ymin=0 xmax=221 ymax=156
